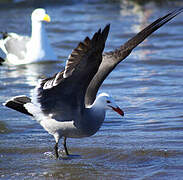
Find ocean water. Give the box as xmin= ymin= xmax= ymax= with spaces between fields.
xmin=1 ymin=1 xmax=183 ymax=179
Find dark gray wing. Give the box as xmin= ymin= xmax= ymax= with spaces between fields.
xmin=36 ymin=25 xmax=110 ymax=120
xmin=3 ymin=33 xmax=30 ymax=59
xmin=85 ymin=8 xmax=183 ymax=105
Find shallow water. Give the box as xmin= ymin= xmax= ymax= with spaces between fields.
xmin=1 ymin=1 xmax=183 ymax=179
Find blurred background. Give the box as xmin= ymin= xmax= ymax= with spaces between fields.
xmin=0 ymin=0 xmax=183 ymax=8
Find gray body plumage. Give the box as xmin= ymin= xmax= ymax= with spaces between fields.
xmin=3 ymin=34 xmax=30 ymax=60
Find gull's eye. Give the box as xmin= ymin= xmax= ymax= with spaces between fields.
xmin=107 ymin=100 xmax=111 ymax=103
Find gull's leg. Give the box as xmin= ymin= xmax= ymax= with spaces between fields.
xmin=63 ymin=137 xmax=69 ymax=156
xmin=54 ymin=142 xmax=59 ymax=158
xmin=53 ymin=134 xmax=60 ymax=158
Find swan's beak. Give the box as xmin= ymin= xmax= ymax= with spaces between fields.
xmin=112 ymin=107 xmax=124 ymax=116
xmin=43 ymin=14 xmax=51 ymax=22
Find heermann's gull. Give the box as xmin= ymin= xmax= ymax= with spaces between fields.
xmin=4 ymin=8 xmax=183 ymax=158
xmin=0 ymin=8 xmax=57 ymax=65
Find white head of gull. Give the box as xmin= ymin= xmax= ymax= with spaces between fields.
xmin=4 ymin=8 xmax=183 ymax=158
xmin=0 ymin=8 xmax=57 ymax=65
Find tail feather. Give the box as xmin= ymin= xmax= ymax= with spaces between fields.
xmin=4 ymin=96 xmax=33 ymax=116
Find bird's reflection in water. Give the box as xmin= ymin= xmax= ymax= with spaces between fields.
xmin=4 ymin=60 xmax=64 ymax=87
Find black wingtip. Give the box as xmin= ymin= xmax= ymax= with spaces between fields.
xmin=0 ymin=31 xmax=9 ymax=39
xmin=102 ymin=24 xmax=110 ymax=42
xmin=171 ymin=7 xmax=183 ymax=16
xmin=0 ymin=57 xmax=5 ymax=65
xmin=105 ymin=24 xmax=110 ymax=30
xmin=92 ymin=24 xmax=110 ymax=43
xmin=103 ymin=24 xmax=110 ymax=33
xmin=157 ymin=7 xmax=183 ymax=27
xmin=98 ymin=28 xmax=101 ymax=34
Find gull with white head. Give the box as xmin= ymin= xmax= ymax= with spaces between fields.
xmin=0 ymin=8 xmax=57 ymax=65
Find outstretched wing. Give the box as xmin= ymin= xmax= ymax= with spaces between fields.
xmin=85 ymin=8 xmax=183 ymax=105
xmin=35 ymin=25 xmax=110 ymax=120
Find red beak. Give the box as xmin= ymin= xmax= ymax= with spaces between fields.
xmin=112 ymin=107 xmax=124 ymax=116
